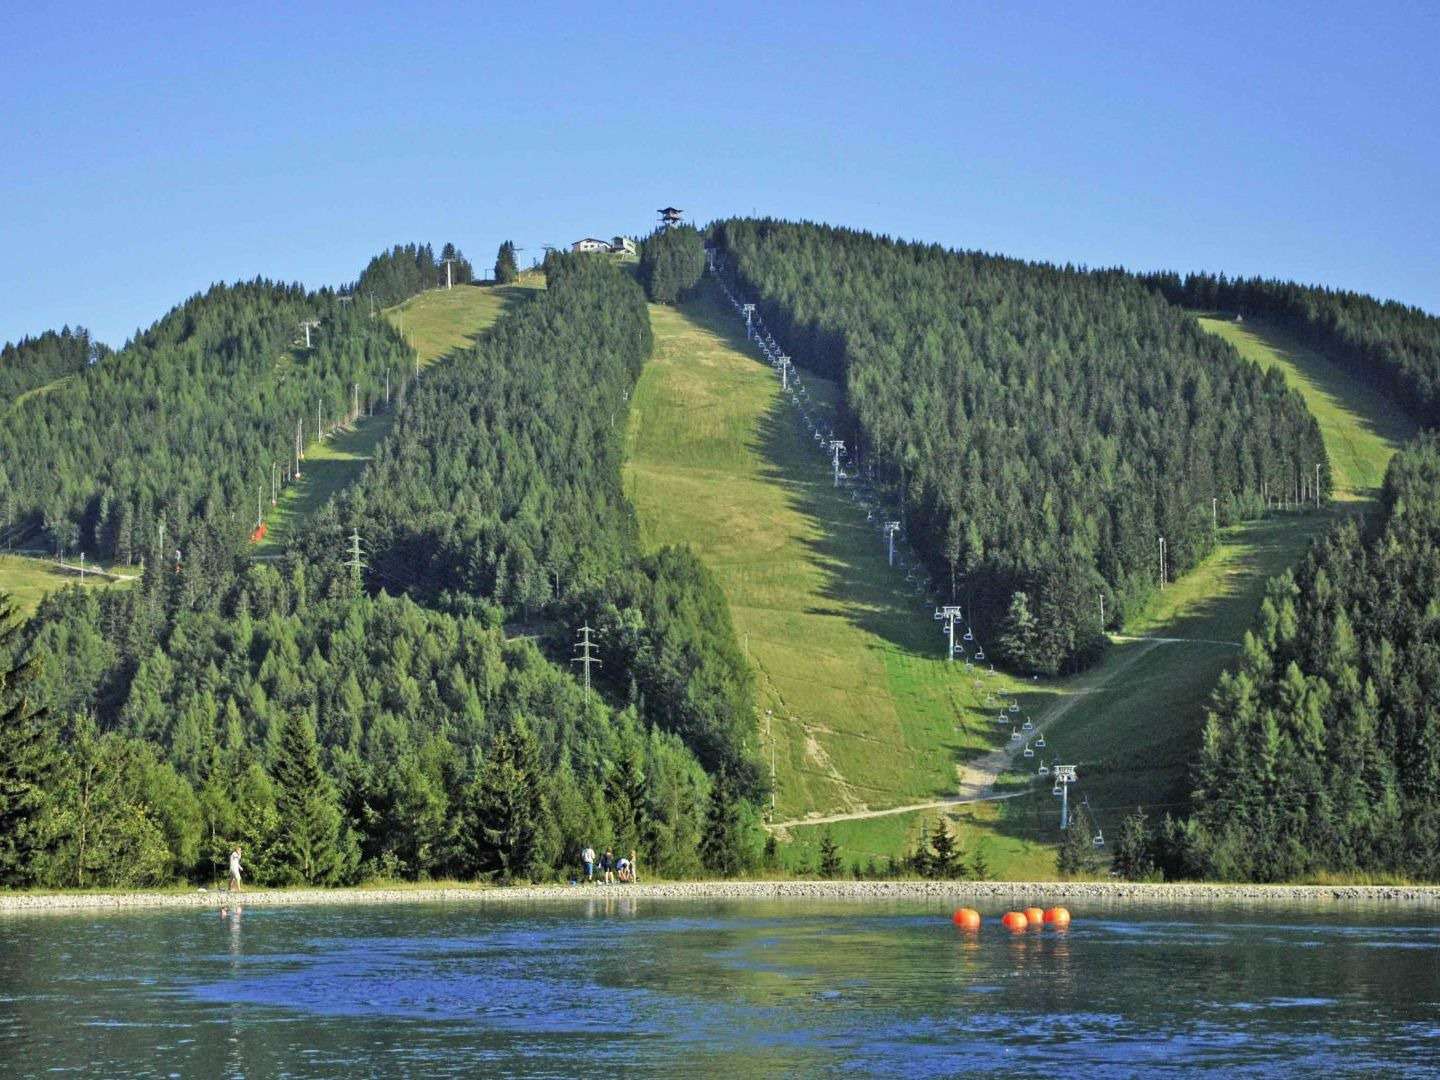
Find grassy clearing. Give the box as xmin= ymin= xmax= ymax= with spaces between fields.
xmin=255 ymin=284 xmax=534 ymax=552
xmin=626 ymin=282 xmax=1045 ymax=870
xmin=1040 ymin=314 xmax=1418 ymax=838
xmin=0 ymin=554 xmax=139 ymax=617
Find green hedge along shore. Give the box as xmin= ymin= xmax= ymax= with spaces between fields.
xmin=3 ymin=879 xmax=1438 ymax=914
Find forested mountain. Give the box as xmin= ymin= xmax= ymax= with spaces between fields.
xmin=0 ymin=281 xmax=409 ymax=560
xmin=352 ymin=242 xmax=474 ymax=307
xmin=1146 ymin=272 xmax=1440 ymax=427
xmin=0 ymin=326 xmax=106 ymax=405
xmin=0 ymin=252 xmax=760 ymax=890
xmin=303 ymin=253 xmax=758 ymax=786
xmin=713 ymin=219 xmax=1327 ymax=672
xmin=1175 ymin=436 xmax=1440 ymax=881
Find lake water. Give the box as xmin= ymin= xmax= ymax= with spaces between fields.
xmin=2 ymin=897 xmax=1438 ymax=1077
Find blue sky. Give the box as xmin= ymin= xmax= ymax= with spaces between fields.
xmin=3 ymin=1 xmax=1437 ymax=346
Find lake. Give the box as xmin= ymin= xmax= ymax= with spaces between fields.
xmin=2 ymin=897 xmax=1438 ymax=1077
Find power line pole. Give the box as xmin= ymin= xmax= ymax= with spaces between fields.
xmin=271 ymin=462 xmax=279 ymax=506
xmin=441 ymin=257 xmax=459 ymax=290
xmin=1099 ymin=593 xmax=1105 ymax=627
xmin=572 ymin=625 xmax=600 ymax=705
xmin=1158 ymin=536 xmax=1167 ymax=590
xmin=1212 ymin=497 xmax=1218 ymax=529
xmin=884 ymin=521 xmax=901 ymax=566
xmin=344 ymin=528 xmax=365 ymax=588
xmin=765 ymin=708 xmax=775 ymax=816
xmin=294 ymin=419 xmax=304 ymax=478
xmin=298 ymin=319 xmax=320 ymax=349
xmin=352 ymin=382 xmax=359 ymax=423
xmin=1315 ymin=463 xmax=1322 ymax=509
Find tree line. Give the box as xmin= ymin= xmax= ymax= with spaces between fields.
xmin=639 ymin=226 xmax=705 ymax=304
xmin=712 ymin=218 xmax=1328 ymax=673
xmin=1145 ymin=271 xmax=1440 ymax=427
xmin=0 ymin=326 xmax=107 ymax=406
xmin=352 ymin=242 xmax=474 ymax=307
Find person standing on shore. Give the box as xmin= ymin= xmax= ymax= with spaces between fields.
xmin=582 ymin=845 xmax=596 ymax=883
xmin=601 ymin=848 xmax=614 ymax=885
xmin=228 ymin=846 xmax=243 ymax=893
xmin=629 ymin=849 xmax=639 ymax=884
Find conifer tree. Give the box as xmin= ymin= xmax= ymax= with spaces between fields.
xmin=494 ymin=241 xmax=519 ymax=284
xmin=462 ymin=718 xmax=548 ymax=883
xmin=928 ymin=816 xmax=958 ymax=878
xmin=699 ymin=769 xmax=748 ymax=876
xmin=270 ymin=711 xmax=347 ymax=885
xmin=0 ymin=592 xmax=59 ymax=885
xmin=1112 ymin=806 xmax=1155 ymax=881
xmin=1057 ymin=806 xmax=1101 ymax=878
xmin=969 ymin=840 xmax=992 ymax=881
xmin=818 ymin=828 xmax=842 ymax=878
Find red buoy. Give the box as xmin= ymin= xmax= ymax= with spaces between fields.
xmin=1023 ymin=906 xmax=1045 ymax=926
xmin=1001 ymin=911 xmax=1028 ymax=931
xmin=952 ymin=907 xmax=981 ymax=930
xmin=1043 ymin=906 xmax=1071 ymax=927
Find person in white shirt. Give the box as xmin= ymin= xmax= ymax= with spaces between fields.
xmin=582 ymin=846 xmax=596 ymax=883
xmin=228 ymin=847 xmax=243 ymax=893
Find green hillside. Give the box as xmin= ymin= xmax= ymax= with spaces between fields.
xmin=255 ymin=283 xmax=533 ymax=552
xmin=624 ymin=279 xmax=1414 ymax=876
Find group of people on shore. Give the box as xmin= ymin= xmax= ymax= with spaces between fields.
xmin=580 ymin=846 xmax=638 ymax=885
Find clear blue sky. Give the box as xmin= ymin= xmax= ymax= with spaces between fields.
xmin=3 ymin=1 xmax=1437 ymax=346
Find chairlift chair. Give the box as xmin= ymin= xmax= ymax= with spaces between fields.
xmin=974 ymin=649 xmax=986 ymax=661
xmin=1010 ymin=728 xmax=1021 ymax=743
xmin=1035 ymin=734 xmax=1046 ymax=748
xmin=1093 ymin=830 xmax=1105 ymax=848
xmin=1038 ymin=761 xmax=1050 ymax=776
xmin=963 ymin=629 xmax=974 ymax=642
xmin=1022 ymin=718 xmax=1033 ymax=732
xmin=1023 ymin=744 xmax=1034 ymax=758
xmin=1051 ymin=782 xmax=1062 ymax=796
xmin=1009 ymin=702 xmax=1019 ymax=713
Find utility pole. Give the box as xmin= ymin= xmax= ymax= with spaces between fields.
xmin=765 ymin=708 xmax=775 ymax=815
xmin=1315 ymin=463 xmax=1322 ymax=509
xmin=884 ymin=521 xmax=901 ymax=566
xmin=256 ymin=485 xmax=263 ymax=530
xmin=294 ymin=419 xmax=304 ymax=478
xmin=572 ymin=625 xmax=600 ymax=705
xmin=271 ymin=462 xmax=279 ymax=505
xmin=828 ymin=439 xmax=845 ymax=487
xmin=1158 ymin=536 xmax=1167 ymax=590
xmin=441 ymin=257 xmax=459 ymax=290
xmin=1099 ymin=593 xmax=1105 ymax=627
xmin=934 ymin=605 xmax=963 ymax=661
xmin=298 ymin=319 xmax=320 ymax=349
xmin=352 ymin=382 xmax=359 ymax=423
xmin=317 ymin=398 xmax=323 ymax=443
xmin=1054 ymin=764 xmax=1077 ymax=828
xmin=780 ymin=356 xmax=791 ymax=391
xmin=385 ymin=370 xmax=390 ymax=407
xmin=344 ymin=528 xmax=365 ymax=588
xmin=1212 ymin=497 xmax=1218 ymax=529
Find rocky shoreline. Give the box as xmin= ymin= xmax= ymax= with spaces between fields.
xmin=3 ymin=878 xmax=1438 ymax=914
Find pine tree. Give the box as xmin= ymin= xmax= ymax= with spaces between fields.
xmin=997 ymin=592 xmax=1039 ymax=671
xmin=494 ymin=241 xmax=519 ymax=284
xmin=818 ymin=828 xmax=842 ymax=878
xmin=1057 ymin=806 xmax=1101 ymax=878
xmin=462 ymin=718 xmax=549 ymax=883
xmin=1111 ymin=806 xmax=1154 ymax=881
xmin=0 ymin=592 xmax=60 ymax=885
xmin=928 ymin=816 xmax=958 ymax=878
xmin=699 ymin=769 xmax=748 ymax=876
xmin=270 ymin=711 xmax=347 ymax=885
xmin=969 ymin=840 xmax=992 ymax=881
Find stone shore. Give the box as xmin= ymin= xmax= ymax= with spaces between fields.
xmin=3 ymin=878 xmax=1438 ymax=914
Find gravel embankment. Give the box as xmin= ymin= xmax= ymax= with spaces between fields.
xmin=3 ymin=879 xmax=1438 ymax=914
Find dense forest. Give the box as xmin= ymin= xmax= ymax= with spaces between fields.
xmin=1160 ymin=436 xmax=1440 ymax=881
xmin=1146 ymin=272 xmax=1440 ymax=427
xmin=0 ymin=281 xmax=410 ymax=563
xmin=713 ymin=219 xmax=1328 ymax=672
xmin=0 ymin=326 xmax=106 ymax=406
xmin=352 ymin=242 xmax=474 ymax=307
xmin=0 ymin=252 xmax=762 ymax=890
xmin=640 ymin=226 xmax=705 ymax=304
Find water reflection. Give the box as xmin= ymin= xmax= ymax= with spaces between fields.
xmin=2 ymin=900 xmax=1438 ymax=1078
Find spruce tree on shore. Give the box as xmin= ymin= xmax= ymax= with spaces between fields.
xmin=0 ymin=592 xmax=59 ymax=886
xmin=271 ymin=712 xmax=348 ymax=885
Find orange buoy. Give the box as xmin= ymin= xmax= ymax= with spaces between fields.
xmin=952 ymin=907 xmax=981 ymax=930
xmin=1023 ymin=907 xmax=1045 ymax=926
xmin=1001 ymin=910 xmax=1028 ymax=931
xmin=1043 ymin=906 xmax=1071 ymax=927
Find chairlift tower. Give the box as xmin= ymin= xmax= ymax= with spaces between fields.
xmin=883 ymin=521 xmax=901 ymax=566
xmin=1158 ymin=536 xmax=1167 ymax=590
xmin=934 ymin=605 xmax=963 ymax=661
xmin=1053 ymin=764 xmax=1078 ymax=828
xmin=297 ymin=319 xmax=320 ymax=349
xmin=440 ymin=257 xmax=461 ymax=290
xmin=828 ymin=439 xmax=845 ymax=487
xmin=779 ymin=356 xmax=792 ymax=390
xmin=741 ymin=303 xmax=756 ymax=339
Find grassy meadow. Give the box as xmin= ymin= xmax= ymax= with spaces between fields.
xmin=0 ymin=553 xmax=138 ymax=618
xmin=255 ymin=283 xmax=534 ymax=552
